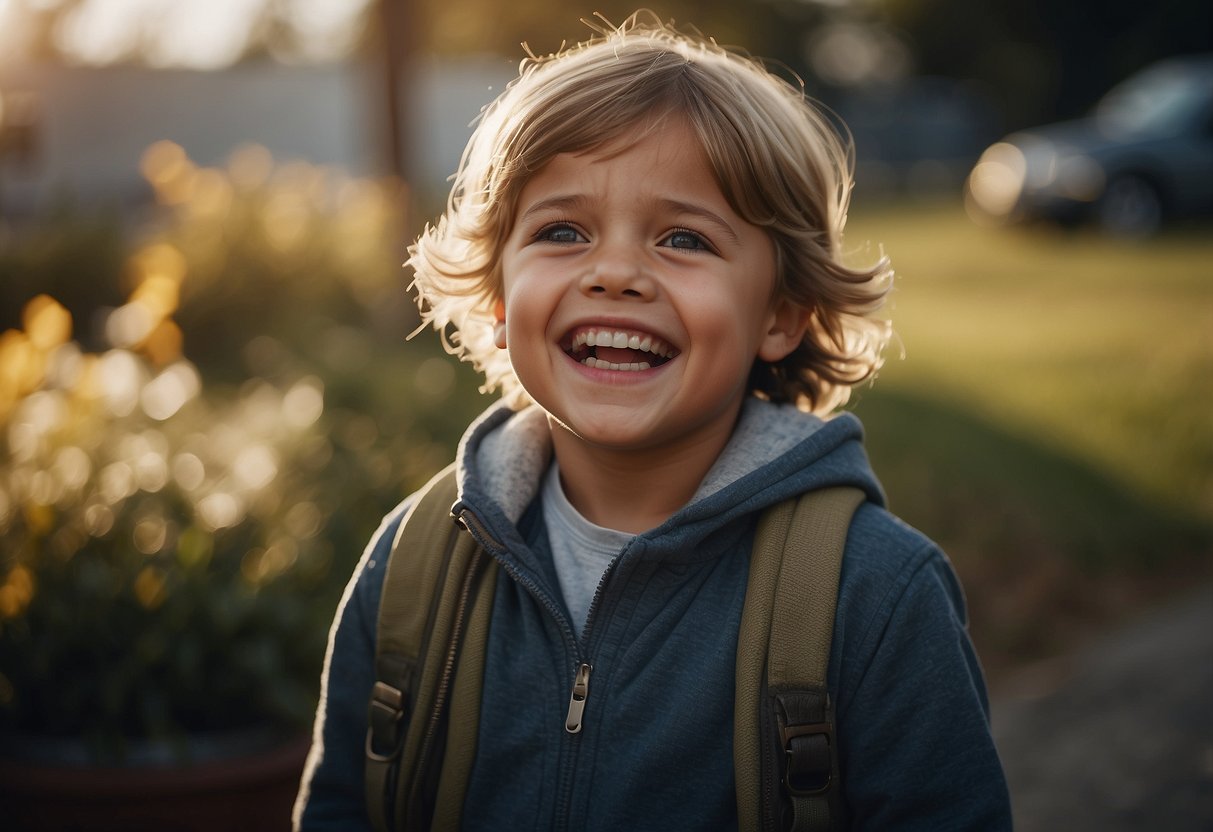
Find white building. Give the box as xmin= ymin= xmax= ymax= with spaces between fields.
xmin=0 ymin=57 xmax=515 ymax=216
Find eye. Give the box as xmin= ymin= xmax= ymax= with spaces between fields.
xmin=536 ymin=223 xmax=586 ymax=244
xmin=662 ymin=229 xmax=712 ymax=252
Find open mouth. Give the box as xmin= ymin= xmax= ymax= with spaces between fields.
xmin=562 ymin=327 xmax=679 ymax=372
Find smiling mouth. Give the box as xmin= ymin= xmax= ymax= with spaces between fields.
xmin=563 ymin=327 xmax=679 ymax=372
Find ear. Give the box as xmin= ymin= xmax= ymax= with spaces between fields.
xmin=492 ymin=298 xmax=507 ymax=350
xmin=757 ymin=298 xmax=811 ymax=363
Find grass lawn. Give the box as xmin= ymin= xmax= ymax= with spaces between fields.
xmin=841 ymin=200 xmax=1213 ymax=679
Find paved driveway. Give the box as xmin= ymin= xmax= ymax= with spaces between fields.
xmin=991 ymin=585 xmax=1213 ymax=831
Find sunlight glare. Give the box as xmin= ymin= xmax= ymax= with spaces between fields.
xmin=45 ymin=342 xmax=84 ymax=390
xmin=134 ymin=450 xmax=169 ymax=493
xmin=279 ymin=0 xmax=372 ymax=61
xmin=22 ymin=295 xmax=72 ymax=352
xmin=132 ymin=242 xmax=187 ymax=294
xmin=55 ymin=0 xmax=262 ymax=69
xmin=144 ymin=0 xmax=263 ymax=69
xmin=11 ymin=390 xmax=67 ymax=456
xmin=131 ymin=275 xmax=180 ymax=321
xmin=100 ymin=461 xmax=137 ymax=505
xmin=141 ymin=361 xmax=201 ymax=421
xmin=0 ymin=331 xmax=44 ymax=406
xmin=228 ymin=144 xmax=275 ymax=190
xmin=97 ymin=350 xmax=147 ymax=417
xmin=52 ymin=445 xmax=92 ymax=494
xmin=196 ymin=491 xmax=244 ymax=531
xmin=105 ymin=302 xmax=156 ymax=349
xmin=282 ymin=377 xmax=324 ymax=429
xmin=141 ymin=319 xmax=184 ymax=366
xmin=262 ymin=190 xmax=310 ymax=253
xmin=84 ymin=502 xmax=115 ymax=536
xmin=140 ymin=141 xmax=196 ymax=204
xmin=54 ymin=0 xmax=147 ymax=65
xmin=965 ymin=142 xmax=1027 ymax=220
xmin=186 ymin=168 xmax=235 ymax=218
xmin=171 ymin=452 xmax=206 ymax=492
xmin=232 ymin=444 xmax=278 ymax=492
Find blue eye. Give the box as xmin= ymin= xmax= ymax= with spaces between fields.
xmin=664 ymin=229 xmax=710 ymax=251
xmin=537 ymin=224 xmax=584 ymax=244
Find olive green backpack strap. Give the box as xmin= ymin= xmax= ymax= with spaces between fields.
xmin=365 ymin=464 xmax=498 ymax=832
xmin=735 ymin=487 xmax=866 ymax=832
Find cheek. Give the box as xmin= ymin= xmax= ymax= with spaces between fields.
xmin=498 ymin=250 xmax=521 ymax=295
xmin=695 ymin=283 xmax=770 ymax=334
xmin=499 ymin=261 xmax=536 ymax=321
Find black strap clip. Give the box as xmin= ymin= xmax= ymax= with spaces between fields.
xmin=366 ymin=680 xmax=409 ymax=762
xmin=776 ymin=691 xmax=834 ymax=797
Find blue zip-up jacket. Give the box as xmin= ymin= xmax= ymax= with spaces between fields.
xmin=296 ymin=399 xmax=1011 ymax=830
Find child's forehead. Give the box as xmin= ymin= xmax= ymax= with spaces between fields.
xmin=505 ymin=122 xmax=721 ymax=214
xmin=514 ymin=113 xmax=709 ymax=185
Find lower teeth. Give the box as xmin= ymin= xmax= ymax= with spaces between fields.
xmin=581 ymin=357 xmax=651 ymax=371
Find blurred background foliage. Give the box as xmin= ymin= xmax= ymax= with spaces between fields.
xmin=0 ymin=0 xmax=1210 ymax=760
xmin=0 ymin=144 xmax=486 ymax=758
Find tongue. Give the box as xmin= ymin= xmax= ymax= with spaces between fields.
xmin=595 ymin=346 xmax=645 ymax=365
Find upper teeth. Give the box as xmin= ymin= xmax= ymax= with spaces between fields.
xmin=571 ymin=329 xmax=675 ymax=357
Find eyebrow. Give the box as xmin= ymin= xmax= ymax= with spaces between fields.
xmin=516 ymin=194 xmax=589 ymax=225
xmin=516 ymin=194 xmax=742 ymax=246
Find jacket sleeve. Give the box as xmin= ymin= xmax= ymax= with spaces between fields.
xmin=833 ymin=524 xmax=1012 ymax=831
xmin=293 ymin=505 xmax=406 ymax=831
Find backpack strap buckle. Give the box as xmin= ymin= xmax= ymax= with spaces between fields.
xmin=775 ymin=690 xmax=835 ymax=798
xmin=779 ymin=718 xmax=833 ymax=796
xmin=366 ymin=680 xmax=409 ymax=762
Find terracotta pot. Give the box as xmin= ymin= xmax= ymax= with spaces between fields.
xmin=0 ymin=732 xmax=311 ymax=832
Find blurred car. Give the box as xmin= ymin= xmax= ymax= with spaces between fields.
xmin=965 ymin=54 xmax=1213 ymax=236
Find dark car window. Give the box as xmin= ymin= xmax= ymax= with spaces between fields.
xmin=1096 ymin=61 xmax=1213 ymax=136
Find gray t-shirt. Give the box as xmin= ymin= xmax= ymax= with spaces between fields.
xmin=542 ymin=462 xmax=633 ymax=637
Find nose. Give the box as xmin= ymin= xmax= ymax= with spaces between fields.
xmin=578 ymin=239 xmax=656 ymax=300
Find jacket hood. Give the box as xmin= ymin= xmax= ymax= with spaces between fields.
xmin=453 ymin=397 xmax=886 ymax=551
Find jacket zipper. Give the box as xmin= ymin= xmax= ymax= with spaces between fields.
xmin=455 ymin=502 xmax=597 ymax=831
xmin=455 ymin=504 xmax=588 ymax=724
xmin=455 ymin=504 xmax=580 ymax=647
xmin=564 ymin=663 xmax=592 ymax=733
xmin=568 ymin=537 xmax=641 ymax=726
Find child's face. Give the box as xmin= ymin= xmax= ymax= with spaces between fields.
xmin=498 ymin=118 xmax=803 ymax=458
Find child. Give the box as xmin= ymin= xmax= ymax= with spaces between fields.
xmin=295 ymin=15 xmax=1011 ymax=831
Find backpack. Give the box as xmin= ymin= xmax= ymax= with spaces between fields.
xmin=365 ymin=464 xmax=863 ymax=832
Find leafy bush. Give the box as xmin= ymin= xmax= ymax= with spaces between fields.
xmin=0 ymin=330 xmax=333 ymax=753
xmin=0 ymin=146 xmax=487 ymax=762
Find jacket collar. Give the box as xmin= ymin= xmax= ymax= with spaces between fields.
xmin=453 ymin=397 xmax=885 ymax=546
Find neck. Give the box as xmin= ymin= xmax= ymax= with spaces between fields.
xmin=548 ymin=416 xmax=736 ymax=534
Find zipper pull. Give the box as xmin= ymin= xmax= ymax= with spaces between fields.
xmin=564 ymin=663 xmax=592 ymax=734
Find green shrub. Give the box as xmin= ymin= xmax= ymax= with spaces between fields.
xmin=0 ymin=146 xmax=486 ymax=762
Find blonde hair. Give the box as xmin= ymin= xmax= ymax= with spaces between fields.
xmin=409 ymin=13 xmax=892 ymax=414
